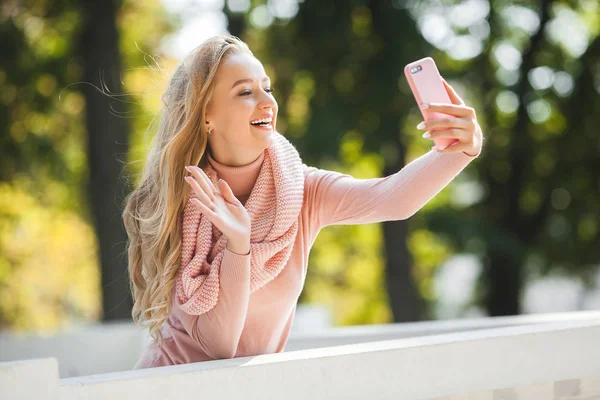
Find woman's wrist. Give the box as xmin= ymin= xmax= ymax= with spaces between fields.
xmin=226 ymin=236 xmax=250 ymax=255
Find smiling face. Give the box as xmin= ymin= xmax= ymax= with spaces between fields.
xmin=205 ymin=52 xmax=278 ymax=166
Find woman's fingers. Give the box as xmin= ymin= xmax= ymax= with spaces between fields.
xmin=197 ymin=167 xmax=222 ymax=195
xmin=417 ymin=117 xmax=473 ymax=132
xmin=422 ymin=128 xmax=469 ymax=141
xmin=441 ymin=78 xmax=465 ymax=106
xmin=186 ymin=166 xmax=219 ymax=201
xmin=185 ymin=176 xmax=213 ymax=208
xmin=422 ymin=102 xmax=475 ymax=119
xmin=184 ymin=166 xmax=240 ymax=215
xmin=190 ymin=197 xmax=217 ymax=219
xmin=217 ymin=179 xmax=241 ymax=206
xmin=417 ymin=80 xmax=484 ymax=157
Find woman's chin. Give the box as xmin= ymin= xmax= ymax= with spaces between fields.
xmin=250 ymin=125 xmax=274 ymax=139
xmin=250 ymin=124 xmax=274 ymax=133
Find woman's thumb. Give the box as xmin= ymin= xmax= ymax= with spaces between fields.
xmin=218 ymin=179 xmax=241 ymax=205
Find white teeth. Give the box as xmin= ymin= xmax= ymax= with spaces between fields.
xmin=250 ymin=117 xmax=272 ymax=125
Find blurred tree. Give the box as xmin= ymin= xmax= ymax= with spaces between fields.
xmin=0 ymin=0 xmax=175 ymax=330
xmin=75 ymin=0 xmax=177 ymax=321
xmin=0 ymin=0 xmax=101 ymax=330
xmin=0 ymin=0 xmax=78 ymax=183
xmin=419 ymin=0 xmax=600 ymax=315
xmin=3 ymin=0 xmax=598 ymax=333
xmin=237 ymin=0 xmax=600 ymax=322
xmin=78 ymin=0 xmax=132 ymax=320
xmin=243 ymin=0 xmax=435 ymax=323
xmin=224 ymin=0 xmax=248 ymax=37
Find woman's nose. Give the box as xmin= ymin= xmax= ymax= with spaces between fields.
xmin=259 ymin=90 xmax=276 ymax=109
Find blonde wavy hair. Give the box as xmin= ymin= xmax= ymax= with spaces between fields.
xmin=122 ymin=35 xmax=253 ymax=347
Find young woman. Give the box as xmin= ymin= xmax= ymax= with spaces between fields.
xmin=124 ymin=35 xmax=484 ymax=368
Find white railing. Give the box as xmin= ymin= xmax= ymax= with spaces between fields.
xmin=2 ymin=311 xmax=600 ymax=399
xmin=0 ymin=304 xmax=333 ymax=378
xmin=2 ymin=309 xmax=600 ymax=378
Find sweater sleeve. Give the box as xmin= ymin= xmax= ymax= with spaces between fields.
xmin=305 ymin=149 xmax=479 ymax=229
xmin=172 ymin=247 xmax=251 ymax=360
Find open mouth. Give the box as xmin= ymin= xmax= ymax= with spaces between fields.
xmin=250 ymin=116 xmax=273 ymax=129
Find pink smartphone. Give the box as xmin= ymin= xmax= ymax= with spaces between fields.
xmin=404 ymin=57 xmax=459 ymax=151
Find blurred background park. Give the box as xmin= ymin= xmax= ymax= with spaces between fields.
xmin=0 ymin=0 xmax=599 ymax=338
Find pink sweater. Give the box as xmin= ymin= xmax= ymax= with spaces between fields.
xmin=133 ymin=147 xmax=479 ymax=368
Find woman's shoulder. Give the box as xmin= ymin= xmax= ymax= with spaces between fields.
xmin=301 ymin=163 xmax=328 ymax=192
xmin=302 ymin=163 xmax=352 ymax=190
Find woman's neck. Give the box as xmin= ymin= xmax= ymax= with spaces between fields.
xmin=206 ymin=150 xmax=265 ymax=202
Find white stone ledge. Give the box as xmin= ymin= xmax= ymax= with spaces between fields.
xmin=285 ymin=309 xmax=600 ymax=350
xmin=0 ymin=320 xmax=143 ymax=378
xmin=0 ymin=358 xmax=59 ymax=400
xmin=57 ymin=319 xmax=600 ymax=400
xmin=433 ymin=374 xmax=600 ymax=400
xmin=2 ymin=310 xmax=600 ymax=378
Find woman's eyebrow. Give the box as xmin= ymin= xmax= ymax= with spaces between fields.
xmin=231 ymin=77 xmax=270 ymax=89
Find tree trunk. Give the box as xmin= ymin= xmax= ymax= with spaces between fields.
xmin=482 ymin=0 xmax=551 ymax=316
xmin=382 ymin=148 xmax=423 ymax=322
xmin=79 ymin=0 xmax=132 ymax=321
xmin=484 ymin=251 xmax=522 ymax=316
xmin=226 ymin=11 xmax=246 ymax=38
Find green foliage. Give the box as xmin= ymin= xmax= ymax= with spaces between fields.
xmin=248 ymin=0 xmax=453 ymax=324
xmin=0 ymin=179 xmax=101 ymax=331
xmin=117 ymin=1 xmax=180 ymax=184
xmin=2 ymin=0 xmax=599 ymax=332
xmin=245 ymin=0 xmax=600 ymax=320
xmin=302 ymin=143 xmax=393 ymax=325
xmin=0 ymin=0 xmax=176 ymax=331
xmin=0 ymin=0 xmax=93 ymax=331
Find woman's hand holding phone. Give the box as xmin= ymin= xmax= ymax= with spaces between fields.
xmin=418 ymin=78 xmax=484 ymax=157
xmin=404 ymin=57 xmax=484 ymax=157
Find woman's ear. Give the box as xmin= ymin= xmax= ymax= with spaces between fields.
xmin=204 ymin=103 xmax=213 ymax=127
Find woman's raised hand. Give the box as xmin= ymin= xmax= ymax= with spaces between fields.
xmin=417 ymin=78 xmax=484 ymax=157
xmin=184 ymin=166 xmax=251 ymax=246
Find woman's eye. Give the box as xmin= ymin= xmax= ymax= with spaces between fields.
xmin=239 ymin=88 xmax=274 ymax=96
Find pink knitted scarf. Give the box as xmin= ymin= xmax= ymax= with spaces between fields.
xmin=175 ymin=132 xmax=305 ymax=315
